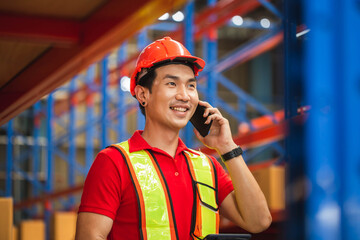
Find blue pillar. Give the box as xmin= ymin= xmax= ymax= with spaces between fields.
xmin=32 ymin=102 xmax=42 ymax=215
xmin=6 ymin=120 xmax=13 ymax=197
xmin=32 ymin=102 xmax=41 ymax=197
xmin=334 ymin=2 xmax=360 ymax=238
xmin=101 ymin=58 xmax=109 ymax=149
xmin=283 ymin=0 xmax=306 ymax=239
xmin=68 ymin=78 xmax=76 ymax=207
xmin=45 ymin=92 xmax=54 ymax=240
xmin=85 ymin=66 xmax=95 ymax=172
xmin=304 ymin=0 xmax=360 ymax=239
xmin=137 ymin=34 xmax=147 ymax=130
xmin=117 ymin=43 xmax=128 ymax=141
xmin=30 ymin=102 xmax=41 ymax=217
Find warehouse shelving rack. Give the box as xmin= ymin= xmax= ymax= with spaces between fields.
xmin=0 ymin=0 xmax=291 ymax=238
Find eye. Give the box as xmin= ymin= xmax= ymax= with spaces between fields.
xmin=188 ymin=83 xmax=196 ymax=89
xmin=167 ymin=82 xmax=176 ymax=86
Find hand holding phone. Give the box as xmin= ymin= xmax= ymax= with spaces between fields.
xmin=190 ymin=104 xmax=212 ymax=137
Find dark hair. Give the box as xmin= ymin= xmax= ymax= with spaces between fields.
xmin=136 ymin=69 xmax=157 ymax=116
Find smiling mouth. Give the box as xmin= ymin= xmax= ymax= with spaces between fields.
xmin=170 ymin=107 xmax=188 ymax=112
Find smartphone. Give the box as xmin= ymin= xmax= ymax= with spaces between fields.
xmin=204 ymin=234 xmax=251 ymax=240
xmin=190 ymin=104 xmax=212 ymax=137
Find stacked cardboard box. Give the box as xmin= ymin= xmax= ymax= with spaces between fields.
xmin=252 ymin=165 xmax=285 ymax=210
xmin=51 ymin=211 xmax=77 ymax=240
xmin=13 ymin=226 xmax=18 ymax=240
xmin=20 ymin=220 xmax=45 ymax=240
xmin=0 ymin=197 xmax=13 ymax=240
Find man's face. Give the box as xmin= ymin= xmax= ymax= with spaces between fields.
xmin=145 ymin=64 xmax=199 ymax=131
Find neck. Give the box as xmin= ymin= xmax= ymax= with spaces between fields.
xmin=141 ymin=122 xmax=180 ymax=158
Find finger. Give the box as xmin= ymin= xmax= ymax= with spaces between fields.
xmin=205 ymin=113 xmax=220 ymax=124
xmin=197 ymin=101 xmax=212 ymax=117
xmin=198 ymin=101 xmax=222 ymax=118
xmin=207 ymin=107 xmax=221 ymax=116
xmin=198 ymin=100 xmax=212 ymax=108
xmin=204 ymin=109 xmax=223 ymax=122
xmin=203 ymin=106 xmax=221 ymax=118
xmin=205 ymin=113 xmax=226 ymax=124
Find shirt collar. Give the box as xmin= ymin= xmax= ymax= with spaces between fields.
xmin=128 ymin=130 xmax=200 ymax=156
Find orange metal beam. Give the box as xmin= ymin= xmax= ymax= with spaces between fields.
xmin=200 ymin=113 xmax=307 ymax=157
xmin=14 ymin=184 xmax=84 ymax=210
xmin=0 ymin=0 xmax=187 ymax=126
xmin=0 ymin=13 xmax=80 ymax=46
xmin=199 ymin=120 xmax=287 ymax=156
xmin=194 ymin=0 xmax=261 ymax=39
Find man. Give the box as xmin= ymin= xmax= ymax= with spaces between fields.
xmin=76 ymin=37 xmax=271 ymax=240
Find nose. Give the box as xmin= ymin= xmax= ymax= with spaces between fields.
xmin=175 ymin=85 xmax=190 ymax=102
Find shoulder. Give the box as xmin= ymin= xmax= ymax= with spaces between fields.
xmin=98 ymin=145 xmax=126 ymax=161
xmin=89 ymin=146 xmax=129 ymax=174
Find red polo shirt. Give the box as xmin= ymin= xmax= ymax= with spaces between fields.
xmin=79 ymin=130 xmax=234 ymax=240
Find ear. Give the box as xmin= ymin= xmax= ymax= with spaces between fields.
xmin=134 ymin=85 xmax=149 ymax=105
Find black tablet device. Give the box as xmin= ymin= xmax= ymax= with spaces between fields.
xmin=204 ymin=234 xmax=251 ymax=240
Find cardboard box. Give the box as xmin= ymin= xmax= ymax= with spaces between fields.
xmin=51 ymin=212 xmax=77 ymax=240
xmin=252 ymin=165 xmax=285 ymax=210
xmin=20 ymin=220 xmax=45 ymax=240
xmin=13 ymin=226 xmax=18 ymax=240
xmin=0 ymin=197 xmax=13 ymax=240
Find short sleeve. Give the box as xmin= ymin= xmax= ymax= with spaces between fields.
xmin=209 ymin=155 xmax=234 ymax=206
xmin=78 ymin=150 xmax=122 ymax=220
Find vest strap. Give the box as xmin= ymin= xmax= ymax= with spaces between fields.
xmin=110 ymin=142 xmax=178 ymax=240
xmin=184 ymin=151 xmax=219 ymax=239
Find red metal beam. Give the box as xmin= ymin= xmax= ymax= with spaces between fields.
xmin=0 ymin=13 xmax=80 ymax=45
xmin=194 ymin=0 xmax=261 ymax=39
xmin=200 ymin=113 xmax=307 ymax=156
xmin=200 ymin=120 xmax=287 ymax=156
xmin=171 ymin=0 xmax=261 ymax=40
xmin=13 ymin=184 xmax=84 ymax=210
xmin=0 ymin=0 xmax=187 ymax=126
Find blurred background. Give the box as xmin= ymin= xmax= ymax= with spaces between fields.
xmin=0 ymin=0 xmax=359 ymax=239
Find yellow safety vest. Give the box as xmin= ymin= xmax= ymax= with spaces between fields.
xmin=110 ymin=141 xmax=219 ymax=240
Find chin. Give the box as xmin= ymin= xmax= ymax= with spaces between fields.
xmin=171 ymin=120 xmax=189 ymax=131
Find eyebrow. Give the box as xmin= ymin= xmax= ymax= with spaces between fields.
xmin=163 ymin=74 xmax=197 ymax=82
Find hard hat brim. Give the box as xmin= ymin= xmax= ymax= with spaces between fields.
xmin=130 ymin=55 xmax=205 ymax=96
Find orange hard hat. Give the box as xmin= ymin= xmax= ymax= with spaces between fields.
xmin=130 ymin=37 xmax=205 ymax=96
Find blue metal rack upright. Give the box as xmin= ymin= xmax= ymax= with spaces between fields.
xmin=283 ymin=0 xmax=306 ymax=239
xmin=6 ymin=120 xmax=13 ymax=197
xmin=304 ymin=0 xmax=360 ymax=239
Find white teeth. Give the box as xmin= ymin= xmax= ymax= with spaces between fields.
xmin=171 ymin=107 xmax=187 ymax=112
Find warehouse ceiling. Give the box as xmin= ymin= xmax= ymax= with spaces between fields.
xmin=0 ymin=0 xmax=187 ymax=126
